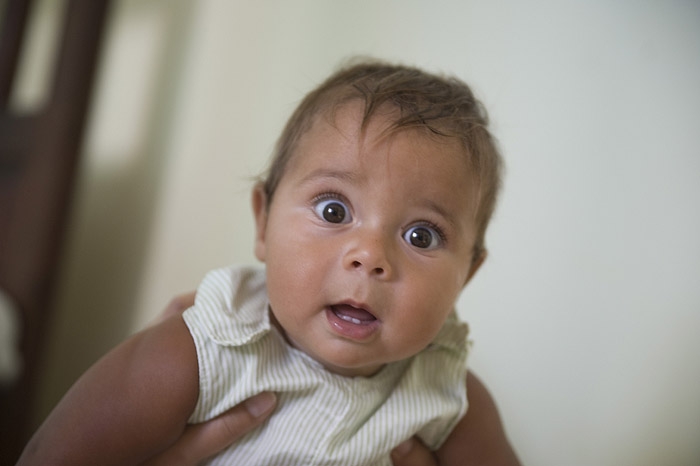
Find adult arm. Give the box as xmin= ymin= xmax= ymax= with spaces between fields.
xmin=17 ymin=316 xmax=200 ymax=465
xmin=436 ymin=371 xmax=522 ymax=465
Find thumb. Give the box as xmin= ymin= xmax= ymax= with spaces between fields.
xmin=143 ymin=392 xmax=277 ymax=466
xmin=390 ymin=437 xmax=438 ymax=466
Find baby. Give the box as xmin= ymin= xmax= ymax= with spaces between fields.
xmin=20 ymin=60 xmax=503 ymax=465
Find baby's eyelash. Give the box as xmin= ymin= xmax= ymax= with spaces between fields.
xmin=311 ymin=191 xmax=346 ymax=203
xmin=415 ymin=220 xmax=448 ymax=244
xmin=310 ymin=191 xmax=351 ymax=211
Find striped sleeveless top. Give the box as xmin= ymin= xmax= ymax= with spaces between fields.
xmin=183 ymin=266 xmax=469 ymax=465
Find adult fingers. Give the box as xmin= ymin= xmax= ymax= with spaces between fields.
xmin=390 ymin=437 xmax=438 ymax=466
xmin=143 ymin=392 xmax=277 ymax=466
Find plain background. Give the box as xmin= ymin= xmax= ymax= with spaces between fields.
xmin=14 ymin=1 xmax=699 ymax=465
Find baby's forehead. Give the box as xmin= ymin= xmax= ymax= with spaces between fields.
xmin=291 ymin=105 xmax=478 ymax=196
xmin=298 ymin=102 xmax=473 ymax=173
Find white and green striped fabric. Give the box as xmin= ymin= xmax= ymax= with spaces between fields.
xmin=183 ymin=266 xmax=469 ymax=465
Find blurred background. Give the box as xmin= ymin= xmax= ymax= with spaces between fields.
xmin=1 ymin=1 xmax=699 ymax=465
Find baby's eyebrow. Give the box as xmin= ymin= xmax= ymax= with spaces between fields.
xmin=300 ymin=168 xmax=360 ymax=185
xmin=420 ymin=199 xmax=459 ymax=230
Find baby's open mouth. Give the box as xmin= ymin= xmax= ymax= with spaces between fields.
xmin=330 ymin=303 xmax=377 ymax=325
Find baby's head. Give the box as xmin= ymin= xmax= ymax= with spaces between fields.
xmin=252 ymin=60 xmax=503 ymax=377
xmin=262 ymin=59 xmax=502 ymax=259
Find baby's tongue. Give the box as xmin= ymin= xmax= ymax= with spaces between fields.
xmin=332 ymin=304 xmax=376 ymax=322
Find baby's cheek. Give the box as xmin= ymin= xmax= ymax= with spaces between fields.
xmin=396 ymin=320 xmax=443 ymax=356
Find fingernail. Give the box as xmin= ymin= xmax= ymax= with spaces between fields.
xmin=244 ymin=392 xmax=277 ymax=417
xmin=394 ymin=438 xmax=414 ymax=456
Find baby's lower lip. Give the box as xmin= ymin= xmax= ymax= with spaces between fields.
xmin=325 ymin=305 xmax=379 ymax=341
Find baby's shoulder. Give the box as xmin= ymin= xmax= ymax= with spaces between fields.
xmin=185 ymin=265 xmax=270 ymax=347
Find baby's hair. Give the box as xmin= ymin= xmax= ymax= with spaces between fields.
xmin=262 ymin=58 xmax=503 ymax=258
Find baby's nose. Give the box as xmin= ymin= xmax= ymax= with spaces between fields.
xmin=343 ymin=229 xmax=394 ymax=279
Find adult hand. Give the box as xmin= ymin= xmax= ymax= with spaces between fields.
xmin=145 ymin=396 xmax=431 ymax=466
xmin=391 ymin=437 xmax=438 ymax=466
xmin=139 ymin=293 xmax=276 ymax=465
xmin=142 ymin=392 xmax=277 ymax=466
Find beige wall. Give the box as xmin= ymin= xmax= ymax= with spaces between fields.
xmin=26 ymin=1 xmax=700 ymax=465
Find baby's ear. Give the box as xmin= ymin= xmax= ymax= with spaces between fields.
xmin=252 ymin=183 xmax=268 ymax=262
xmin=463 ymin=249 xmax=487 ymax=288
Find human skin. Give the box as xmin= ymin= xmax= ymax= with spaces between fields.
xmin=254 ymin=101 xmax=484 ymax=378
xmin=141 ymin=391 xmax=278 ymax=466
xmin=17 ymin=102 xmax=520 ymax=465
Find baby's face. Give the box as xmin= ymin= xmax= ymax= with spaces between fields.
xmin=253 ymin=101 xmax=482 ymax=377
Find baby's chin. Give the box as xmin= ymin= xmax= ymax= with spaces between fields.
xmin=319 ymin=358 xmax=386 ymax=378
xmin=297 ymin=338 xmax=389 ymax=378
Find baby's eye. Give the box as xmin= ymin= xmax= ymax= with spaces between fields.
xmin=314 ymin=197 xmax=352 ymax=224
xmin=403 ymin=225 xmax=443 ymax=250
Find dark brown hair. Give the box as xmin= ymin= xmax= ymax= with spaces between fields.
xmin=262 ymin=59 xmax=503 ymax=257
